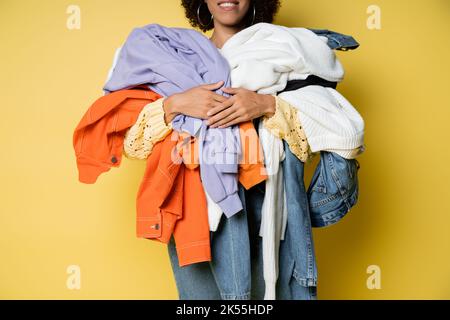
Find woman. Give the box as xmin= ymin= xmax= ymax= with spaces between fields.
xmin=149 ymin=0 xmax=315 ymax=299
xmin=101 ymin=0 xmax=363 ymax=300
xmin=159 ymin=0 xmax=311 ymax=300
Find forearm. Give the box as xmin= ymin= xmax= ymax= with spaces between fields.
xmin=162 ymin=94 xmax=180 ymax=123
xmin=163 ymin=90 xmax=276 ymax=128
xmin=261 ymin=93 xmax=276 ymax=118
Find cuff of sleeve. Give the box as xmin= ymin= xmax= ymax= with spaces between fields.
xmin=76 ymin=154 xmax=117 ymax=184
xmin=215 ymin=162 xmax=239 ymax=173
xmin=217 ymin=192 xmax=243 ymax=218
xmin=323 ymin=145 xmax=365 ymax=159
xmin=238 ymin=165 xmax=267 ymax=190
xmin=263 ymin=95 xmax=289 ymax=139
xmin=147 ymin=98 xmax=173 ymax=144
xmin=264 ymin=281 xmax=277 ymax=300
xmin=124 ymin=97 xmax=172 ymax=160
xmin=263 ymin=96 xmax=311 ymax=163
xmin=176 ymin=241 xmax=212 ymax=267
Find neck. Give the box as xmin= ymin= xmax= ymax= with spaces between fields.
xmin=209 ymin=23 xmax=245 ymax=49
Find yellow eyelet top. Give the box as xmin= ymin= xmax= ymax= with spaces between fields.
xmin=123 ymin=98 xmax=173 ymax=160
xmin=263 ymin=95 xmax=312 ymax=162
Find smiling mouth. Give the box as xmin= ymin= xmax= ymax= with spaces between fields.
xmin=218 ymin=1 xmax=239 ymax=9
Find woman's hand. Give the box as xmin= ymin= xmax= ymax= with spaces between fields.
xmin=163 ymin=81 xmax=227 ymax=123
xmin=206 ymin=87 xmax=276 ymax=128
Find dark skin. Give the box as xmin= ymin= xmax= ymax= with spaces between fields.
xmin=163 ymin=0 xmax=276 ymax=127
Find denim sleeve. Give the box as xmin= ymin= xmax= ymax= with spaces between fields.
xmin=308 ymin=29 xmax=360 ymax=51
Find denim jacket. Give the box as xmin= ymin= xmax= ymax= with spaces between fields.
xmin=278 ymin=140 xmax=318 ymax=293
xmin=307 ymin=152 xmax=360 ymax=227
xmin=308 ymin=28 xmax=360 ymax=51
xmin=276 ymin=29 xmax=361 ymax=228
xmin=304 ymin=29 xmax=361 ymax=227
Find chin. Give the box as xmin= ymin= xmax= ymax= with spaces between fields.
xmin=217 ymin=18 xmax=245 ymax=27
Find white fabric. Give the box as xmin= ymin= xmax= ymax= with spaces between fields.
xmin=205 ymin=189 xmax=223 ymax=232
xmin=220 ymin=23 xmax=364 ymax=158
xmin=257 ymin=120 xmax=286 ymax=299
xmin=219 ymin=22 xmax=365 ymax=300
xmin=279 ymin=85 xmax=365 ymax=159
xmin=220 ymin=23 xmax=345 ymax=93
xmin=104 ymin=47 xmax=122 ymax=94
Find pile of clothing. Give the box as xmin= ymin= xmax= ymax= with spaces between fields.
xmin=73 ymin=23 xmax=364 ymax=300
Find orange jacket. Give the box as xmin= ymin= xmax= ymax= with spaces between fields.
xmin=136 ymin=131 xmax=210 ymax=266
xmin=238 ymin=121 xmax=267 ymax=189
xmin=73 ymin=88 xmax=210 ymax=266
xmin=73 ymin=88 xmax=267 ymax=266
xmin=73 ymin=88 xmax=160 ymax=183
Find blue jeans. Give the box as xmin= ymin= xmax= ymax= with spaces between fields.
xmin=246 ymin=178 xmax=317 ymax=300
xmin=167 ymin=141 xmax=318 ymax=300
xmin=168 ymin=184 xmax=251 ymax=300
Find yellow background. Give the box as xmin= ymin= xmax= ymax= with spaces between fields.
xmin=1 ymin=0 xmax=449 ymax=299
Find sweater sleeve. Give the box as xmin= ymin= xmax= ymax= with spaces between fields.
xmin=278 ymin=87 xmax=365 ymax=159
xmin=123 ymin=97 xmax=173 ymax=160
xmin=263 ymin=95 xmax=312 ymax=162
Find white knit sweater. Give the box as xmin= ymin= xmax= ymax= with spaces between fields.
xmin=279 ymin=85 xmax=365 ymax=159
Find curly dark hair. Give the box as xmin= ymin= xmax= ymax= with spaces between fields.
xmin=181 ymin=0 xmax=282 ymax=32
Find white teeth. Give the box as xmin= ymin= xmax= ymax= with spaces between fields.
xmin=219 ymin=2 xmax=237 ymax=7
